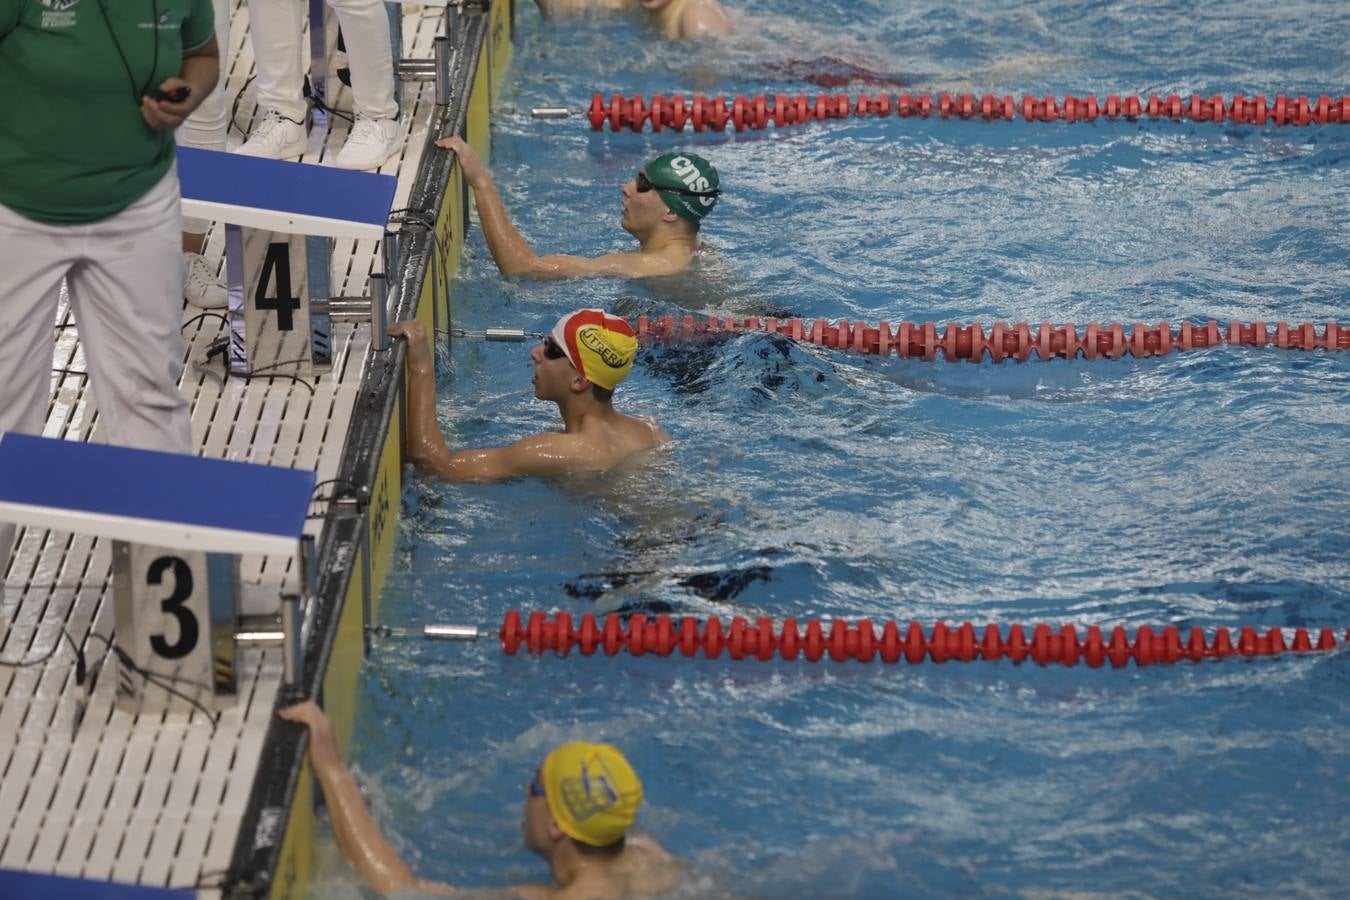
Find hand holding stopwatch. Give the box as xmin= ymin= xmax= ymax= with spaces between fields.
xmin=155 ymin=85 xmax=191 ymax=104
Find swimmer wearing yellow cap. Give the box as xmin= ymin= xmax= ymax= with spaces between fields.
xmin=533 ymin=0 xmax=730 ymax=39
xmin=279 ymin=700 xmax=683 ymax=898
xmin=388 ymin=311 xmax=668 ymax=482
xmin=435 ymin=135 xmax=721 ymax=279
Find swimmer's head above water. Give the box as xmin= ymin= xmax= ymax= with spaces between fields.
xmin=548 ymin=308 xmax=640 ymax=392
xmin=639 ymin=151 xmax=722 ymax=223
xmin=622 ymin=151 xmax=721 ymax=243
xmin=525 ymin=741 xmax=645 ymax=851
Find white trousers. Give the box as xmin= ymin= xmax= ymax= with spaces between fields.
xmin=0 ymin=168 xmax=193 ymax=576
xmin=0 ymin=170 xmax=192 ymax=448
xmin=246 ymin=0 xmax=397 ymax=122
xmin=178 ymin=0 xmax=231 ymax=234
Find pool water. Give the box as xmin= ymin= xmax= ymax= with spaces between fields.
xmin=321 ymin=1 xmax=1349 ymax=896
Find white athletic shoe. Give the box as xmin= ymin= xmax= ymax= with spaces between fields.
xmin=332 ymin=115 xmax=401 ymax=170
xmin=184 ymin=251 xmax=227 ymax=309
xmin=238 ymin=109 xmax=308 ymax=160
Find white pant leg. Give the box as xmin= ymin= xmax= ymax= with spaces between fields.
xmin=65 ymin=169 xmax=192 ymax=455
xmin=247 ymin=0 xmax=308 ymax=121
xmin=329 ymin=0 xmax=397 ymax=120
xmin=0 ymin=203 xmax=75 ymax=581
xmin=179 ymin=0 xmax=232 ymax=233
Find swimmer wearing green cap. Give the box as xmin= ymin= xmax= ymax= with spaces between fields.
xmin=535 ymin=0 xmax=729 ymax=38
xmin=436 ymin=135 xmax=721 ymax=279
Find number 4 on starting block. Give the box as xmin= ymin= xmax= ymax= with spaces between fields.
xmin=179 ymin=148 xmax=397 ymax=378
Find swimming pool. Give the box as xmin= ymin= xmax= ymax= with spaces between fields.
xmin=326 ymin=1 xmax=1348 ymax=896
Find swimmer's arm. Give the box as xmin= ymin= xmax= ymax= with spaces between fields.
xmin=528 ymin=251 xmax=678 ymax=279
xmin=471 ymin=189 xmax=658 ymax=279
xmin=278 ymin=702 xmax=457 ymax=896
xmin=418 ymin=433 xmax=597 ymax=482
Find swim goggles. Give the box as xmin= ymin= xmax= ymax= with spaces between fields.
xmin=636 ymin=170 xmax=721 ymax=198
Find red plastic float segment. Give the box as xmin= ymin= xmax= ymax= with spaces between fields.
xmin=584 ymin=92 xmax=1350 ymax=131
xmin=634 ymin=316 xmax=1347 ymax=362
xmin=500 ymin=612 xmax=1345 ymax=667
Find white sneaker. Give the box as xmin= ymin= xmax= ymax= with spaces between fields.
xmin=184 ymin=251 xmax=227 ymax=308
xmin=238 ymin=109 xmax=308 ymax=160
xmin=332 ymin=115 xmax=401 ymax=170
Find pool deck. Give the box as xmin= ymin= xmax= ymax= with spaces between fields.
xmin=0 ymin=2 xmax=515 ymax=896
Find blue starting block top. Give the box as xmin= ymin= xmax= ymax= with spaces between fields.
xmin=0 ymin=434 xmax=316 ymax=557
xmin=177 ymin=147 xmax=397 ymax=241
xmin=0 ymin=869 xmax=192 ymax=900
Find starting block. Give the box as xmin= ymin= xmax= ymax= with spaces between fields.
xmin=178 ymin=147 xmax=398 ymax=378
xmin=0 ymin=433 xmax=316 ymax=715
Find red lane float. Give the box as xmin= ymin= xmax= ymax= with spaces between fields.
xmin=586 ymin=91 xmax=1350 ymax=131
xmin=634 ymin=315 xmax=1348 ymax=362
xmin=500 ymin=611 xmax=1347 ymax=668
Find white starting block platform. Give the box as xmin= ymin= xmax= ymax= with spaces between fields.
xmin=179 ymin=147 xmax=398 ymax=377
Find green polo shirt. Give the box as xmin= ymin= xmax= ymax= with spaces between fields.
xmin=0 ymin=0 xmax=214 ymax=224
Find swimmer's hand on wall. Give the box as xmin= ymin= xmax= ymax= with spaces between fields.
xmin=436 ymin=136 xmax=489 ymax=189
xmin=277 ymin=699 xmax=343 ymax=770
xmin=389 ymin=320 xmax=435 ymax=376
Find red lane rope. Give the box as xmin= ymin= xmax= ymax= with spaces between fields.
xmin=635 ymin=315 xmax=1348 ymax=362
xmin=501 ymin=611 xmax=1347 ymax=668
xmin=587 ymin=92 xmax=1350 ymax=131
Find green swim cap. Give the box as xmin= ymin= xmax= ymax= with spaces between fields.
xmin=643 ymin=151 xmax=721 ymax=223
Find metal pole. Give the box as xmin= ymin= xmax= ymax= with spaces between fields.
xmin=281 ymin=593 xmax=303 ymax=690
xmin=369 ymin=273 xmax=388 ymax=352
xmin=434 ymin=36 xmax=451 ymax=106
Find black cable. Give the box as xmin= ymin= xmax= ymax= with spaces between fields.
xmin=308 ymin=478 xmax=367 ymax=519
xmin=182 ymin=311 xmax=230 ymax=333
xmin=229 ymin=74 xmax=256 ymax=138
xmin=84 ymin=632 xmax=221 ymax=731
xmin=0 ymin=631 xmax=66 ymax=669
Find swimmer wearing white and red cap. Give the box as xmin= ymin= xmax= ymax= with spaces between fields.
xmin=388 ymin=310 xmax=669 ymax=481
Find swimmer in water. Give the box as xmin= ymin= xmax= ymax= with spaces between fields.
xmin=534 ymin=0 xmax=730 ymax=39
xmin=388 ymin=310 xmax=669 ymax=482
xmin=279 ymin=699 xmax=684 ymax=898
xmin=437 ymin=136 xmax=721 ymax=279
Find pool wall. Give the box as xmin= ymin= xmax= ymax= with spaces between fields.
xmin=223 ymin=3 xmax=518 ymax=897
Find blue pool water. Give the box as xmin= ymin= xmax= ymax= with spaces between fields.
xmin=323 ymin=1 xmax=1349 ymax=896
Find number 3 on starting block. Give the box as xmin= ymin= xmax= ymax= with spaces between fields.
xmin=112 ymin=542 xmax=240 ymax=714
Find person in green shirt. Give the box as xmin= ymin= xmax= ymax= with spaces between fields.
xmin=0 ymin=0 xmax=220 ymax=571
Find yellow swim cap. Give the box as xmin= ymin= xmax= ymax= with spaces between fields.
xmin=541 ymin=742 xmax=643 ymax=847
xmin=550 ymin=309 xmax=639 ymax=391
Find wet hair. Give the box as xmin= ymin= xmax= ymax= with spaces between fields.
xmin=590 ymin=383 xmax=615 ymax=402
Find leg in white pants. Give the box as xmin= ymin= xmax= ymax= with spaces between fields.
xmin=329 ymin=0 xmax=397 ymax=120
xmin=247 ymin=0 xmax=396 ymax=121
xmin=179 ymin=0 xmax=232 ymax=234
xmin=0 ymin=170 xmax=192 ymax=578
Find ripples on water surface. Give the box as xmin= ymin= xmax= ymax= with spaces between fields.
xmin=319 ymin=1 xmax=1350 ymax=896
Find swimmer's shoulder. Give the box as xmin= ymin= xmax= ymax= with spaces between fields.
xmin=631 ymin=413 xmax=671 ymax=448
